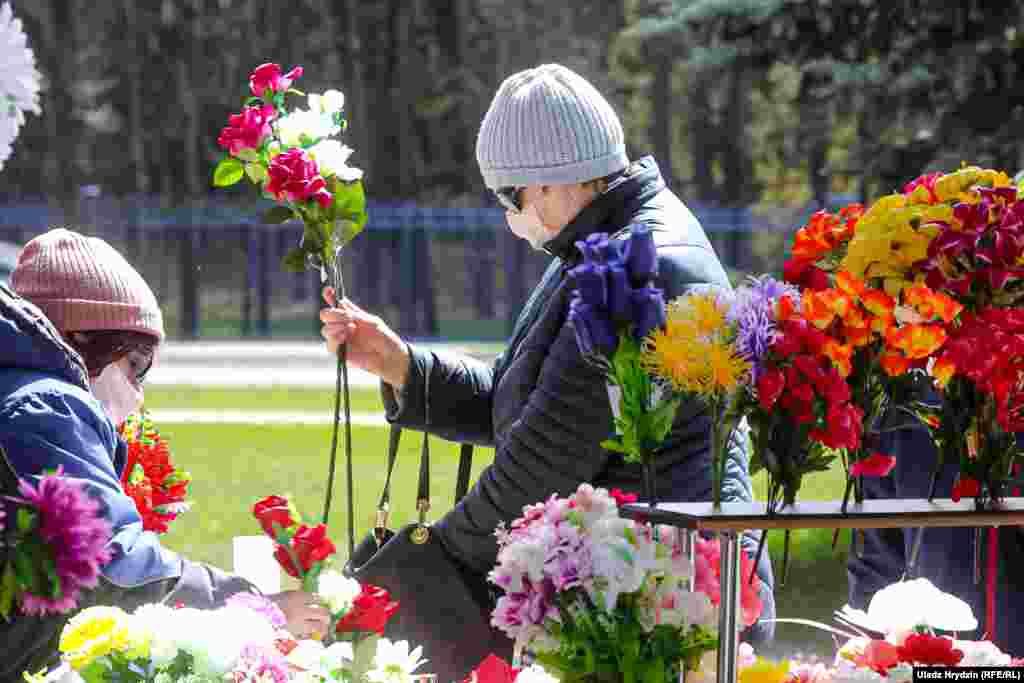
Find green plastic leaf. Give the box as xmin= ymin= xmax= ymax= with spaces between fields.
xmin=15 ymin=507 xmax=35 ymax=533
xmin=262 ymin=205 xmax=296 ymax=225
xmin=282 ymin=247 xmax=307 ymax=273
xmin=601 ymin=438 xmax=626 ymax=454
xmin=244 ymin=162 xmax=267 ymax=184
xmin=235 ymin=148 xmax=260 ymax=163
xmin=332 ymin=180 xmax=369 ymax=231
xmin=212 ymin=157 xmax=244 ymax=187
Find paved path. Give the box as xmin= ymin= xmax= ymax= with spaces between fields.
xmin=148 ymin=341 xmax=499 ymax=388
xmin=148 ymin=409 xmax=388 ymax=426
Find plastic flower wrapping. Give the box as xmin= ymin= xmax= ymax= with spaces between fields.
xmin=31 ymin=594 xmax=427 ymax=683
xmin=0 ymin=467 xmax=112 ymax=618
xmin=0 ymin=1 xmax=41 ymax=171
xmin=118 ymin=413 xmax=192 ymax=535
xmin=488 ymin=483 xmax=763 ymax=683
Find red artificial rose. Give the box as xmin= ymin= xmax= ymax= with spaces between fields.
xmin=792 ymin=353 xmax=827 ymax=390
xmin=217 ymin=104 xmax=276 ymax=156
xmin=249 ymin=62 xmax=304 ymax=97
xmin=265 ymin=148 xmax=332 ymax=209
xmin=897 ymin=633 xmax=964 ymax=667
xmin=335 ymin=584 xmax=400 ymax=635
xmin=799 ymin=324 xmax=829 ymax=356
xmin=253 ymin=495 xmax=296 ymax=539
xmin=274 ymin=543 xmax=302 ymax=579
xmin=292 ymin=523 xmax=337 ymax=571
xmin=952 ymin=476 xmax=982 ymax=502
xmin=811 ymin=403 xmax=862 ymax=451
xmin=609 ymin=489 xmax=638 ymax=507
xmin=849 ymin=453 xmax=897 ymax=478
xmin=819 ymin=367 xmax=851 ymax=405
xmin=756 ymin=367 xmax=785 ymax=410
xmin=463 ymin=654 xmax=521 ymax=683
xmin=855 ymin=639 xmax=902 ymax=675
xmin=783 ymin=258 xmax=830 ymax=291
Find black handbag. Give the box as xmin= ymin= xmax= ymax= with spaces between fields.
xmin=343 ymin=383 xmax=512 ymax=683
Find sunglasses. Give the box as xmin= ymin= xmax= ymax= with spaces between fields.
xmin=494 ymin=187 xmax=524 ymax=214
xmin=123 ymin=347 xmax=155 ymax=384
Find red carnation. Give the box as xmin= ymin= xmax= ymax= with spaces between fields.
xmin=756 ymin=367 xmax=785 ymax=410
xmin=897 ymin=633 xmax=964 ymax=667
xmin=609 ymin=489 xmax=638 ymax=507
xmin=783 ymin=258 xmax=829 ymax=291
xmin=849 ymin=453 xmax=897 ymax=478
xmin=335 ymin=584 xmax=400 ymax=636
xmin=952 ymin=476 xmax=982 ymax=502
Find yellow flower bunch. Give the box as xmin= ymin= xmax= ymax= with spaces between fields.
xmin=840 ymin=166 xmax=1013 ymax=297
xmin=641 ymin=292 xmax=750 ymax=397
xmin=738 ymin=657 xmax=791 ymax=683
xmin=59 ymin=605 xmax=150 ymax=670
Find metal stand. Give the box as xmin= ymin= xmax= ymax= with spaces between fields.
xmin=620 ymin=498 xmax=1024 ymax=683
xmin=716 ymin=531 xmax=741 ymax=683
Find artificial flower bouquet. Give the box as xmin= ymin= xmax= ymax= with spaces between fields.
xmin=39 ymin=592 xmax=427 ymax=683
xmin=119 ymin=413 xmax=191 ymax=535
xmin=567 ymin=226 xmax=675 ymax=504
xmin=251 ymin=495 xmax=399 ymax=648
xmin=0 ymin=466 xmax=111 ymax=618
xmin=488 ymin=484 xmax=763 ymax=683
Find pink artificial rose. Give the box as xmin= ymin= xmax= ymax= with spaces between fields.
xmin=250 ymin=63 xmax=304 ymax=97
xmin=265 ymin=149 xmax=332 ymax=209
xmin=218 ymin=104 xmax=276 ymax=156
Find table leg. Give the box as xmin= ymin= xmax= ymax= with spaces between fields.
xmin=716 ymin=531 xmax=741 ymax=683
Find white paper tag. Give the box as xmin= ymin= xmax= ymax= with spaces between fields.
xmin=232 ymin=535 xmax=281 ymax=594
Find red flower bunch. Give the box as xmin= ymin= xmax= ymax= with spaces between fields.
xmin=463 ymin=655 xmax=521 ymax=683
xmin=252 ymin=494 xmax=336 ymax=591
xmin=265 ymin=148 xmax=333 ymax=209
xmin=897 ymin=633 xmax=964 ymax=667
xmin=334 ymin=583 xmax=400 ymax=636
xmin=119 ymin=413 xmax=191 ymax=535
xmin=757 ymin=306 xmax=863 ymax=453
xmin=784 ymin=205 xmax=864 ymax=290
xmin=693 ymin=535 xmax=763 ymax=627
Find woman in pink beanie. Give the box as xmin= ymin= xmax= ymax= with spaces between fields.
xmin=0 ymin=229 xmax=329 ymax=678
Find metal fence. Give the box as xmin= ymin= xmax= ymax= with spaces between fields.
xmin=0 ymin=197 xmax=794 ymax=340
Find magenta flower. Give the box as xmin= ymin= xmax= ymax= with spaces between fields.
xmin=14 ymin=469 xmax=112 ymax=616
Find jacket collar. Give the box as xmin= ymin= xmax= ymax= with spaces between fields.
xmin=0 ymin=284 xmax=91 ymax=390
xmin=543 ymin=155 xmax=665 ymax=264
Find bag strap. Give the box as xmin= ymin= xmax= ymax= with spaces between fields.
xmin=374 ymin=424 xmax=403 ymax=533
xmin=455 ymin=443 xmax=473 ymax=502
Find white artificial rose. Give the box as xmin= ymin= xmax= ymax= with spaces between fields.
xmin=309 ymin=89 xmax=345 ymax=115
xmin=308 ymin=139 xmax=363 ymax=181
xmin=515 ymin=665 xmax=559 ymax=683
xmin=317 ymin=569 xmax=362 ymax=615
xmin=276 ymin=108 xmax=339 ymax=148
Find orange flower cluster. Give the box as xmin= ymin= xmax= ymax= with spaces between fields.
xmin=119 ymin=414 xmax=191 ymax=535
xmin=879 ymin=284 xmax=964 ymax=377
xmin=795 ymin=271 xmax=893 ymax=377
xmin=784 ymin=206 xmax=864 ymax=291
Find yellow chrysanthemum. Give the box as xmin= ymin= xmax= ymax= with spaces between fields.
xmin=59 ymin=605 xmax=134 ymax=670
xmin=685 ymin=293 xmax=728 ymax=338
xmin=739 ymin=657 xmax=791 ymax=683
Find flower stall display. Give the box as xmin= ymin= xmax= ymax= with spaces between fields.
xmin=119 ymin=413 xmax=191 ymax=535
xmin=215 ymin=62 xmax=369 ymax=555
xmin=0 ymin=1 xmax=42 ymax=171
xmin=567 ymin=226 xmax=673 ymax=504
xmin=0 ymin=466 xmax=112 ymax=618
xmin=39 ymin=593 xmax=428 ymax=683
xmin=488 ymin=483 xmax=763 ymax=683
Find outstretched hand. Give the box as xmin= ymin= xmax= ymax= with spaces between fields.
xmin=267 ymin=590 xmax=332 ymax=640
xmin=319 ymin=287 xmax=411 ymax=389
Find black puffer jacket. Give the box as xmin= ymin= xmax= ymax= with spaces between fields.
xmin=383 ymin=156 xmax=775 ymax=642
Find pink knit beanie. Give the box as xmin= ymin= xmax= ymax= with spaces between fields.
xmin=11 ymin=228 xmax=165 ymax=341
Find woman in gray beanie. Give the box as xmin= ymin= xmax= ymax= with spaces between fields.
xmin=321 ymin=63 xmax=775 ymax=671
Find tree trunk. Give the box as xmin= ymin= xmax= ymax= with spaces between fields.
xmin=650 ymin=54 xmax=674 ymax=187
xmin=797 ymin=69 xmax=833 ymax=208
xmin=689 ymin=72 xmax=717 ymax=202
xmin=123 ymin=0 xmax=150 ymax=195
xmin=44 ymin=0 xmax=78 ymax=218
xmin=721 ymin=64 xmax=758 ymax=205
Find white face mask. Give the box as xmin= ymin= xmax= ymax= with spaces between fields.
xmin=90 ymin=361 xmax=144 ymax=426
xmin=506 ymin=204 xmax=552 ymax=251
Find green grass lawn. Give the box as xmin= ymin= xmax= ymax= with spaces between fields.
xmin=144 ymin=386 xmax=385 ymax=414
xmin=153 ymin=389 xmax=853 ymax=657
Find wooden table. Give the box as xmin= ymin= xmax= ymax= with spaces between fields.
xmin=619 ymin=498 xmax=1024 ymax=683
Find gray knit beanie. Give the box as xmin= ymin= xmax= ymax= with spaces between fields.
xmin=476 ymin=64 xmax=629 ymax=189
